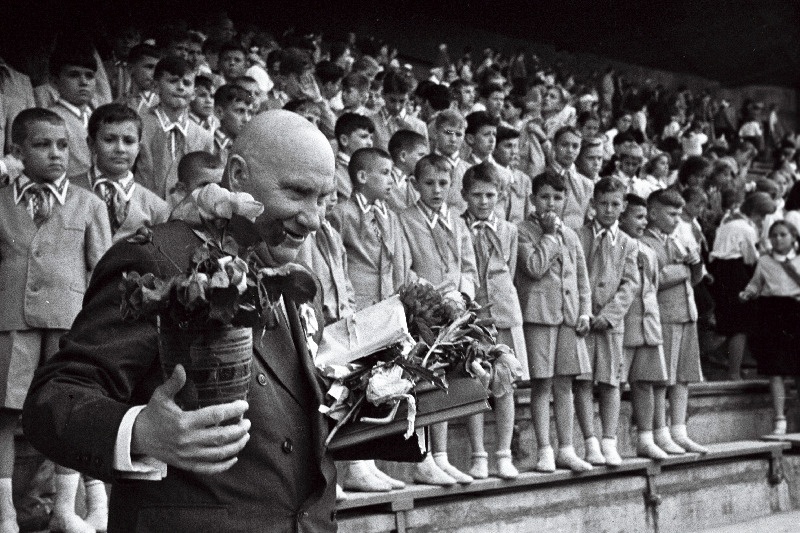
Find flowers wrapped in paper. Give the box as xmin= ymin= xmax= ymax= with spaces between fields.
xmin=317 ymin=283 xmax=522 ymax=454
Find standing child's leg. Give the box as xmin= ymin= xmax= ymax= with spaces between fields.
xmin=50 ymin=466 xmax=94 ymax=533
xmin=0 ymin=411 xmax=18 ymax=533
xmin=653 ymin=384 xmax=684 ymax=454
xmin=553 ymin=376 xmax=592 ymax=472
xmin=598 ymin=383 xmax=622 ymax=465
xmin=82 ymin=478 xmax=107 ymax=532
xmin=530 ymin=378 xmax=555 ymax=472
xmin=770 ymin=377 xmax=787 ymax=435
xmin=341 ymin=461 xmax=391 ymax=492
xmin=669 ymin=383 xmax=708 ymax=453
xmin=632 ymin=382 xmax=668 ymax=459
xmin=467 ymin=413 xmax=488 ymax=479
xmin=573 ymin=380 xmax=604 ymax=465
xmin=413 ymin=425 xmax=457 ymax=486
xmin=727 ymin=333 xmax=747 ymax=381
xmin=431 ymin=422 xmax=473 ymax=484
xmin=493 ymin=393 xmax=518 ymax=479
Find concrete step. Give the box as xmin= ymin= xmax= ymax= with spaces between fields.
xmin=693 ymin=510 xmax=800 ymax=533
xmin=337 ymin=441 xmax=792 ymax=533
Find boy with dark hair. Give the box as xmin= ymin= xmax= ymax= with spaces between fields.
xmin=493 ymin=126 xmax=531 ymax=224
xmin=640 ymin=189 xmax=708 ymax=454
xmin=450 ymin=79 xmax=476 ymax=118
xmin=212 ymin=84 xmax=252 ymax=164
xmin=618 ymin=194 xmax=672 ymax=460
xmin=574 ymin=177 xmax=639 ymax=466
xmin=370 ymin=70 xmax=428 ymax=151
xmin=74 ymin=103 xmax=169 ymax=242
xmin=2 ymin=108 xmax=111 ymax=533
xmin=121 ymin=44 xmax=161 ymax=116
xmin=431 ymin=109 xmax=471 ymax=211
xmin=136 ymin=57 xmax=214 ymax=200
xmin=316 ymin=61 xmax=345 ymax=103
xmin=460 ymin=161 xmax=526 ymax=479
xmin=400 ymin=153 xmax=478 ymax=486
xmin=189 ymin=75 xmax=219 ymax=131
xmin=386 ymin=129 xmax=426 ymax=211
xmin=475 ymin=83 xmax=505 ymax=121
xmin=464 ymin=111 xmax=498 ymax=166
xmin=549 ymin=125 xmax=594 ymax=231
xmin=218 ymin=42 xmax=248 ymax=83
xmin=517 ymin=170 xmax=593 ymax=473
xmin=168 ymin=151 xmax=224 ymax=214
xmin=48 ymin=43 xmax=98 ymax=176
xmin=333 ymin=113 xmax=375 ymax=203
xmin=234 ymin=76 xmax=264 ymax=114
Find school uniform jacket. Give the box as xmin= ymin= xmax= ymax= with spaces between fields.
xmin=0 ymin=62 xmax=36 ymax=154
xmin=549 ymin=163 xmax=594 ymax=231
xmin=465 ymin=215 xmax=523 ymax=329
xmin=640 ymin=228 xmax=699 ymax=324
xmin=72 ymin=172 xmax=170 ymax=243
xmin=369 ymin=108 xmax=429 ymax=152
xmin=0 ymin=181 xmax=111 ymax=331
xmin=515 ymin=217 xmax=591 ymax=326
xmin=386 ymin=166 xmax=419 ymax=213
xmin=495 ymin=167 xmax=532 ymax=225
xmin=577 ymin=223 xmax=639 ymax=333
xmin=296 ymin=221 xmax=356 ymax=324
xmin=49 ymin=101 xmax=92 ymax=177
xmin=328 ymin=196 xmax=414 ymax=310
xmin=624 ymin=241 xmax=664 ymax=347
xmin=398 ymin=203 xmax=478 ymax=299
xmin=135 ymin=107 xmax=214 ymax=200
xmin=334 ymin=157 xmax=352 ymax=204
xmin=440 ymin=155 xmax=471 ymax=213
xmin=22 ymin=218 xmax=338 ymax=533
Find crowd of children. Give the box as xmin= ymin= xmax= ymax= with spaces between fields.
xmin=1 ymin=12 xmax=800 ymax=532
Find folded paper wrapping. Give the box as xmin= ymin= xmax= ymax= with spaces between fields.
xmin=315 ymin=295 xmax=409 ymax=368
xmin=327 ymin=373 xmax=490 ymax=461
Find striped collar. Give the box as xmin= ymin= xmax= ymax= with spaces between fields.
xmin=354 ymin=192 xmax=388 ymax=218
xmin=14 ymin=174 xmax=69 ymax=205
xmin=89 ymin=167 xmax=135 ymax=202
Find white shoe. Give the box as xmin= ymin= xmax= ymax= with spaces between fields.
xmin=584 ymin=436 xmax=606 ymax=465
xmin=468 ymin=452 xmax=489 ymax=479
xmin=654 ymin=427 xmax=686 ymax=454
xmin=534 ymin=445 xmax=556 ymax=473
xmin=366 ymin=460 xmax=405 ymax=489
xmin=556 ymin=446 xmax=593 ymax=473
xmin=495 ymin=450 xmax=519 ymax=479
xmin=601 ymin=437 xmax=623 ymax=466
xmin=636 ymin=431 xmax=669 ymax=460
xmin=670 ymin=425 xmax=709 ymax=454
xmin=413 ymin=454 xmax=457 ymax=486
xmin=433 ymin=452 xmax=474 ymax=484
xmin=774 ymin=418 xmax=787 ymax=435
xmin=335 ymin=484 xmax=348 ymax=501
xmin=341 ymin=461 xmax=392 ymax=492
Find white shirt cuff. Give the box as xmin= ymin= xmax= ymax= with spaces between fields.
xmin=114 ymin=405 xmax=168 ymax=480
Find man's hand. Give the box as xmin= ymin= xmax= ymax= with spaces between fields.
xmin=131 ymin=365 xmax=251 ymax=475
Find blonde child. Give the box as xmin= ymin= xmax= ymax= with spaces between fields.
xmin=399 ymin=154 xmax=479 ymax=485
xmin=740 ymin=220 xmax=800 ymax=435
xmin=516 ymin=170 xmax=593 ymax=473
xmin=461 ymin=161 xmax=525 ymax=479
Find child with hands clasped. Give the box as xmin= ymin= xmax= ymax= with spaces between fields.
xmin=460 ymin=161 xmax=526 ymax=480
xmin=640 ymin=189 xmax=707 ymax=454
xmin=574 ymin=178 xmax=640 ymax=466
xmin=740 ymin=220 xmax=800 ymax=435
xmin=516 ymin=170 xmax=594 ymax=473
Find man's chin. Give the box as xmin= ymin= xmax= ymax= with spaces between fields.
xmin=266 ymin=242 xmax=304 ymax=266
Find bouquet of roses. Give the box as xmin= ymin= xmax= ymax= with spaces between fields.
xmin=318 ymin=282 xmax=522 ymax=446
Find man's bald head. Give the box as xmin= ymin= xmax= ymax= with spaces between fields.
xmin=226 ymin=110 xmax=336 ymax=266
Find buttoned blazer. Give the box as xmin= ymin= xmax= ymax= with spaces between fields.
xmin=0 ymin=184 xmax=111 ymax=331
xmin=640 ymin=229 xmax=698 ymax=323
xmin=495 ymin=168 xmax=533 ymax=225
xmin=22 ymin=219 xmax=338 ymax=533
xmin=49 ymin=102 xmax=92 ymax=177
xmin=552 ymin=167 xmax=594 ymax=231
xmin=328 ymin=197 xmax=414 ymax=310
xmin=72 ymin=173 xmax=170 ymax=243
xmin=335 ymin=161 xmax=352 ymax=204
xmin=515 ymin=218 xmax=591 ymax=326
xmin=369 ymin=111 xmax=429 ymax=153
xmin=398 ymin=204 xmax=478 ymax=299
xmin=577 ymin=224 xmax=639 ymax=332
xmin=134 ymin=108 xmax=214 ymax=200
xmin=623 ymin=241 xmax=664 ymax=347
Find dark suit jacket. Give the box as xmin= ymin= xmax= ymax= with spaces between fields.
xmin=22 ymin=219 xmax=337 ymax=533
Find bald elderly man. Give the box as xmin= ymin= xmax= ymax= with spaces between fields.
xmin=22 ymin=111 xmax=339 ymax=532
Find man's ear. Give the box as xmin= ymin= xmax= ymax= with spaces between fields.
xmin=225 ymin=154 xmax=248 ymax=192
xmin=355 ymin=169 xmax=367 ymax=186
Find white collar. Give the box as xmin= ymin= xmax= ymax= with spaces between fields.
xmin=772 ymin=249 xmax=797 ymax=262
xmin=551 ymin=160 xmax=576 ymax=177
xmin=467 ymin=212 xmax=498 ymax=233
xmin=90 ymin=167 xmax=136 ymax=202
xmin=434 ymin=149 xmax=460 ymax=168
xmin=593 ymin=220 xmax=619 ymax=243
xmin=354 ymin=192 xmax=388 ymax=218
xmin=14 ymin=174 xmax=69 ymax=205
xmin=417 ymin=200 xmax=451 ymax=230
xmin=153 ymin=106 xmax=188 ymax=136
xmin=336 ymin=151 xmax=351 ymax=166
xmin=391 ymin=166 xmax=408 ymax=185
xmin=214 ymin=128 xmax=232 ymax=150
xmin=56 ymin=99 xmax=92 ymax=127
